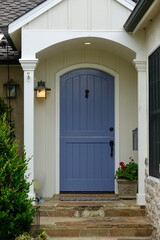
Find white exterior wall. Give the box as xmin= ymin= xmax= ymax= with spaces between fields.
xmin=34 ymin=46 xmax=137 ymax=197
xmin=24 ymin=0 xmax=131 ymax=31
xmin=14 ymin=0 xmax=143 ymax=197
xmin=146 ymin=12 xmax=160 ymax=55
xmin=145 ymin=10 xmax=160 ymax=240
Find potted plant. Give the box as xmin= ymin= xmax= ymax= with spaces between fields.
xmin=115 ymin=157 xmax=138 ymax=199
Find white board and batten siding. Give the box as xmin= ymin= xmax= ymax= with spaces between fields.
xmin=24 ymin=0 xmax=131 ymax=31
xmin=34 ymin=47 xmax=138 ymax=197
xmin=18 ymin=0 xmax=138 ymax=197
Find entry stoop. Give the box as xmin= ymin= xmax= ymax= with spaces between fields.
xmin=39 ymin=197 xmax=153 ymax=239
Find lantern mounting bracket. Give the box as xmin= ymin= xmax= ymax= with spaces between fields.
xmin=27 ymin=72 xmax=30 ymax=81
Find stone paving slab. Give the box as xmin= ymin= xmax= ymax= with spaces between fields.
xmin=40 ymin=199 xmax=141 ymax=211
xmin=45 ymin=228 xmax=153 ymax=238
xmin=48 ymin=237 xmax=152 ymax=240
xmin=40 ymin=216 xmax=151 ymax=228
xmin=40 ymin=208 xmax=145 ymax=218
xmin=39 ymin=197 xmax=152 ymax=239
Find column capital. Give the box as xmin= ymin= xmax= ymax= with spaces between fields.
xmin=133 ymin=59 xmax=146 ymax=72
xmin=19 ymin=59 xmax=38 ymax=71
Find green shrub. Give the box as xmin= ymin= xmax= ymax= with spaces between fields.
xmin=15 ymin=229 xmax=48 ymax=240
xmin=0 ymin=113 xmax=37 ymax=240
xmin=0 ymin=98 xmax=9 ymax=117
xmin=0 ymin=98 xmax=15 ymax=137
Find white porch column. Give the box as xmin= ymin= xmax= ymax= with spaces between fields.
xmin=19 ymin=59 xmax=38 ymax=199
xmin=133 ymin=60 xmax=147 ymax=206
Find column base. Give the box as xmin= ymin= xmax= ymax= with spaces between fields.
xmin=136 ymin=193 xmax=146 ymax=205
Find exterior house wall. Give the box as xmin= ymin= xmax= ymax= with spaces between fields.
xmin=24 ymin=0 xmax=131 ymax=31
xmin=145 ymin=10 xmax=160 ymax=240
xmin=34 ymin=45 xmax=138 ymax=197
xmin=15 ymin=0 xmax=140 ymax=197
xmin=0 ymin=66 xmax=23 ymax=147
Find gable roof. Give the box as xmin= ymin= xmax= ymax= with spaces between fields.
xmin=0 ymin=0 xmax=138 ymax=32
xmin=0 ymin=0 xmax=46 ymax=30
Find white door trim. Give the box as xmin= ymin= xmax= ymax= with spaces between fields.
xmin=55 ymin=63 xmax=119 ymax=194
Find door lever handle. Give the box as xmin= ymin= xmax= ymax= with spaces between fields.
xmin=109 ymin=140 xmax=114 ymax=157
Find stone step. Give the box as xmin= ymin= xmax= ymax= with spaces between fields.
xmin=39 ymin=198 xmax=152 ymax=238
xmin=40 ymin=199 xmax=143 ymax=210
xmin=40 ymin=208 xmax=145 ymax=217
xmin=39 ymin=199 xmax=145 ymax=218
xmin=48 ymin=237 xmax=152 ymax=240
xmin=40 ymin=216 xmax=153 ymax=238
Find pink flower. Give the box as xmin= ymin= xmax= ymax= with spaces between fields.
xmin=131 ymin=159 xmax=134 ymax=162
xmin=120 ymin=162 xmax=124 ymax=166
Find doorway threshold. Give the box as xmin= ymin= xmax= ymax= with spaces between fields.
xmin=54 ymin=193 xmax=118 ymax=197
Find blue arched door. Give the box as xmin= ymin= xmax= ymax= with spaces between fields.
xmin=60 ymin=69 xmax=115 ymax=192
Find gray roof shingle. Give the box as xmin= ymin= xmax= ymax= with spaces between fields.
xmin=0 ymin=0 xmax=46 ymax=29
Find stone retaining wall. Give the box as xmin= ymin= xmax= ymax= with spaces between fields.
xmin=145 ymin=158 xmax=160 ymax=240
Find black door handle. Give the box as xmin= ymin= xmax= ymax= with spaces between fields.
xmin=109 ymin=140 xmax=114 ymax=157
xmin=85 ymin=89 xmax=89 ymax=98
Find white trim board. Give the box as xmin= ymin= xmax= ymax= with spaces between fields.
xmin=115 ymin=0 xmax=136 ymax=11
xmin=55 ymin=63 xmax=120 ymax=194
xmin=133 ymin=0 xmax=158 ymax=34
xmin=8 ymin=0 xmax=63 ymax=34
xmin=21 ymin=30 xmax=144 ymax=59
xmin=8 ymin=0 xmax=135 ymax=34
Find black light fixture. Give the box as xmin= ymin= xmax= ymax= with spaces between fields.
xmin=3 ymin=79 xmax=19 ymax=98
xmin=34 ymin=80 xmax=51 ymax=99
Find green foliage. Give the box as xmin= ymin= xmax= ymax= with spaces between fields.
xmin=0 ymin=113 xmax=38 ymax=240
xmin=114 ymin=157 xmax=138 ymax=181
xmin=15 ymin=229 xmax=48 ymax=240
xmin=0 ymin=98 xmax=15 ymax=137
xmin=15 ymin=232 xmax=30 ymax=240
xmin=0 ymin=98 xmax=9 ymax=117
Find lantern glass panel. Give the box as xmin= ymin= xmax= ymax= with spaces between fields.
xmin=6 ymin=85 xmax=16 ymax=98
xmin=36 ymin=89 xmax=46 ymax=98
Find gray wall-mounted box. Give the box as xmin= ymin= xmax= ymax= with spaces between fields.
xmin=133 ymin=128 xmax=138 ymax=151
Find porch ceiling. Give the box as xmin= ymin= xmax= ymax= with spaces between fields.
xmin=36 ymin=37 xmax=136 ymax=63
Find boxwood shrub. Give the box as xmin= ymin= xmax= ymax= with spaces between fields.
xmin=0 ymin=101 xmax=37 ymax=240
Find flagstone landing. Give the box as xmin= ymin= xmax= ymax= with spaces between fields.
xmin=38 ymin=197 xmax=153 ymax=239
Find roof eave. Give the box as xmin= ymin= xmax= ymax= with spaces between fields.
xmin=1 ymin=27 xmax=18 ymax=51
xmin=8 ymin=0 xmax=63 ymax=34
xmin=124 ymin=0 xmax=155 ymax=32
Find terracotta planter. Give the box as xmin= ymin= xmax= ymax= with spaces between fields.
xmin=117 ymin=179 xmax=138 ymax=199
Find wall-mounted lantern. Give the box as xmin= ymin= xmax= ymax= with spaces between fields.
xmin=34 ymin=80 xmax=51 ymax=99
xmin=3 ymin=79 xmax=19 ymax=98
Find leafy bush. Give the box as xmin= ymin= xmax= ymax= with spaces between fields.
xmin=0 ymin=98 xmax=9 ymax=115
xmin=114 ymin=157 xmax=138 ymax=180
xmin=15 ymin=229 xmax=48 ymax=240
xmin=0 ymin=113 xmax=38 ymax=240
xmin=0 ymin=98 xmax=15 ymax=137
